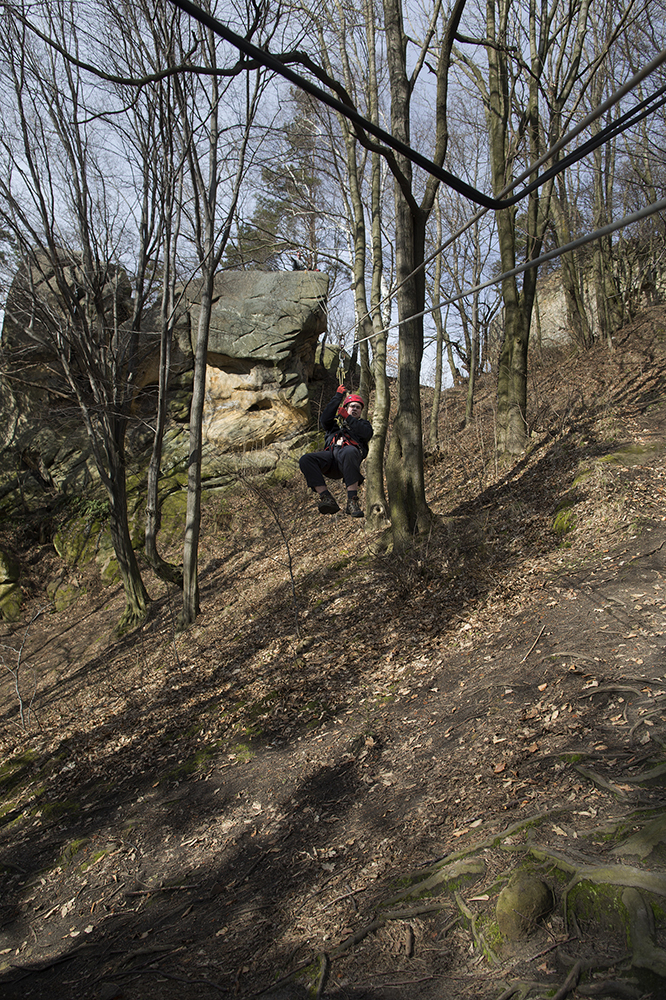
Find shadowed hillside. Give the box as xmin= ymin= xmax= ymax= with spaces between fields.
xmin=1 ymin=306 xmax=666 ymax=1000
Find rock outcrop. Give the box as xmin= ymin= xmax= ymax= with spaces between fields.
xmin=1 ymin=267 xmax=329 ymax=490
xmin=176 ymin=270 xmax=328 ymax=452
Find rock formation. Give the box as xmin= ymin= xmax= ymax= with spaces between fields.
xmin=0 ymin=266 xmax=330 ymax=489
xmin=0 ymin=264 xmax=331 ymax=617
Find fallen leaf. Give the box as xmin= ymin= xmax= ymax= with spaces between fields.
xmin=494 ymin=762 xmax=506 ymax=773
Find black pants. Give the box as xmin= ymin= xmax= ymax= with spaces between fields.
xmin=299 ymin=446 xmax=364 ymax=490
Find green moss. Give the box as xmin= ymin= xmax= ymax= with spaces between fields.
xmin=38 ymin=799 xmax=80 ymax=820
xmin=0 ymin=751 xmax=38 ymax=796
xmin=567 ymin=880 xmax=627 ymax=933
xmin=164 ymin=747 xmax=218 ymax=781
xmin=552 ymin=505 xmax=576 ymax=536
xmin=330 ymin=555 xmax=351 ymax=571
xmin=227 ymin=743 xmax=254 ymax=763
xmin=58 ymin=837 xmax=89 ymax=867
xmin=0 ymin=583 xmax=22 ymax=622
xmin=81 ymin=849 xmax=110 ymax=871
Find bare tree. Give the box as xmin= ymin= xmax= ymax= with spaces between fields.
xmin=169 ymin=16 xmax=267 ymax=628
xmin=0 ymin=2 xmax=153 ymax=628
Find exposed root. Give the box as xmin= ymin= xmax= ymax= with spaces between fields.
xmin=622 ymin=886 xmax=666 ymax=978
xmin=574 ymin=765 xmax=631 ymax=799
xmin=525 ymin=844 xmax=666 ymax=917
xmin=495 ymin=981 xmax=545 ymax=1000
xmin=576 ymin=980 xmax=642 ymax=997
xmin=551 ymin=959 xmax=582 ymax=1000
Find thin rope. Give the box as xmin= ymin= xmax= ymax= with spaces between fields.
xmin=339 ymin=51 xmax=666 ymax=352
xmin=162 ymin=0 xmax=666 ymax=362
xmin=166 ymin=0 xmax=666 ymax=214
xmin=355 ymin=196 xmax=666 ymax=345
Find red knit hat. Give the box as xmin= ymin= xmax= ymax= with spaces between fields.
xmin=345 ymin=394 xmax=365 ymax=410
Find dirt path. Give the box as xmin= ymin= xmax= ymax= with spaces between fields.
xmin=1 ymin=315 xmax=666 ymax=1000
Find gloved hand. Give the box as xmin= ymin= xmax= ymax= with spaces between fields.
xmin=337 ymin=385 xmax=346 ymax=395
xmin=338 ymin=408 xmax=349 ymax=420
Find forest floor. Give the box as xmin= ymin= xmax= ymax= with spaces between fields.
xmin=1 ymin=309 xmax=666 ymax=1000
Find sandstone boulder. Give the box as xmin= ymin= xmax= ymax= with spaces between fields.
xmin=175 ymin=270 xmax=328 ymax=452
xmin=1 ymin=267 xmax=329 ymax=489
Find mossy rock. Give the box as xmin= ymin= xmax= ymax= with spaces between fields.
xmin=567 ymin=879 xmax=632 ymax=934
xmin=168 ymin=389 xmax=192 ymax=422
xmin=0 ymin=751 xmax=38 ymax=796
xmin=496 ymin=874 xmax=553 ymax=940
xmin=596 ymin=444 xmax=661 ymax=467
xmin=572 ymin=469 xmax=593 ymax=487
xmin=58 ymin=837 xmax=90 ymax=867
xmin=0 ymin=582 xmax=22 ymax=622
xmin=47 ymin=580 xmax=83 ymax=612
xmin=53 ymin=516 xmax=103 ymax=567
xmin=0 ymin=550 xmax=19 ymax=583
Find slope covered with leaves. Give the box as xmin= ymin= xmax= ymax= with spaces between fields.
xmin=1 ymin=307 xmax=666 ymax=1000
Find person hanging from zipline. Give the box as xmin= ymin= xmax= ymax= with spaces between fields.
xmin=299 ymin=386 xmax=373 ymax=517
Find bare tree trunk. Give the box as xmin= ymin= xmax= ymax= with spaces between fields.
xmin=180 ymin=276 xmax=213 ymax=626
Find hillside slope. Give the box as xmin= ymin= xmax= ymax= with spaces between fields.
xmin=1 ymin=307 xmax=666 ymax=1000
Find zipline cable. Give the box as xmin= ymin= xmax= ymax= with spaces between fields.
xmin=165 ymin=0 xmax=666 ymax=211
xmin=357 ymin=196 xmax=666 ymax=344
xmin=332 ymin=55 xmax=666 ymax=351
xmin=163 ymin=0 xmax=666 ymax=359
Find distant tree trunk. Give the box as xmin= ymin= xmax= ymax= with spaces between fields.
xmin=551 ymin=186 xmax=593 ymax=349
xmin=364 ymin=12 xmax=390 ymax=529
xmin=429 ymin=310 xmax=444 ymax=451
xmin=180 ymin=274 xmax=213 ymax=625
xmin=145 ymin=172 xmax=183 ymax=588
xmin=429 ymin=194 xmax=445 ymax=451
xmin=464 ymin=296 xmax=479 ymax=427
xmin=107 ymin=451 xmax=151 ymax=626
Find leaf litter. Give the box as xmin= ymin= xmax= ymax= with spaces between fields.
xmin=0 ymin=311 xmax=666 ymax=998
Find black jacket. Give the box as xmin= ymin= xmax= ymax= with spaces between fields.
xmin=320 ymin=391 xmax=373 ymax=459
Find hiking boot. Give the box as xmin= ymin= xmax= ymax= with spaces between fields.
xmin=345 ymin=497 xmax=364 ymax=518
xmin=318 ymin=494 xmax=340 ymax=515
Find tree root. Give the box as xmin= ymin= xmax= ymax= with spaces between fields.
xmin=574 ymin=765 xmax=631 ymax=800
xmin=622 ymin=886 xmax=666 ymax=978
xmin=525 ymin=844 xmax=666 ymax=915
xmin=455 ymin=891 xmax=500 ymax=964
xmin=384 ymin=856 xmax=484 ymax=907
xmin=576 ymin=980 xmax=643 ymax=998
xmin=246 ymin=902 xmax=455 ymax=998
xmin=329 ymin=901 xmax=453 ymax=958
xmin=403 ymin=809 xmax=567 ymax=878
xmin=551 ymin=959 xmax=582 ymax=1000
xmin=495 ymin=980 xmax=545 ymax=1000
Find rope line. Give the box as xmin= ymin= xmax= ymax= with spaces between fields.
xmin=352 ymin=196 xmax=666 ymax=345
xmin=162 ymin=0 xmax=666 ymax=361
xmin=166 ymin=0 xmax=666 ymax=213
xmin=332 ymin=50 xmax=666 ymax=352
